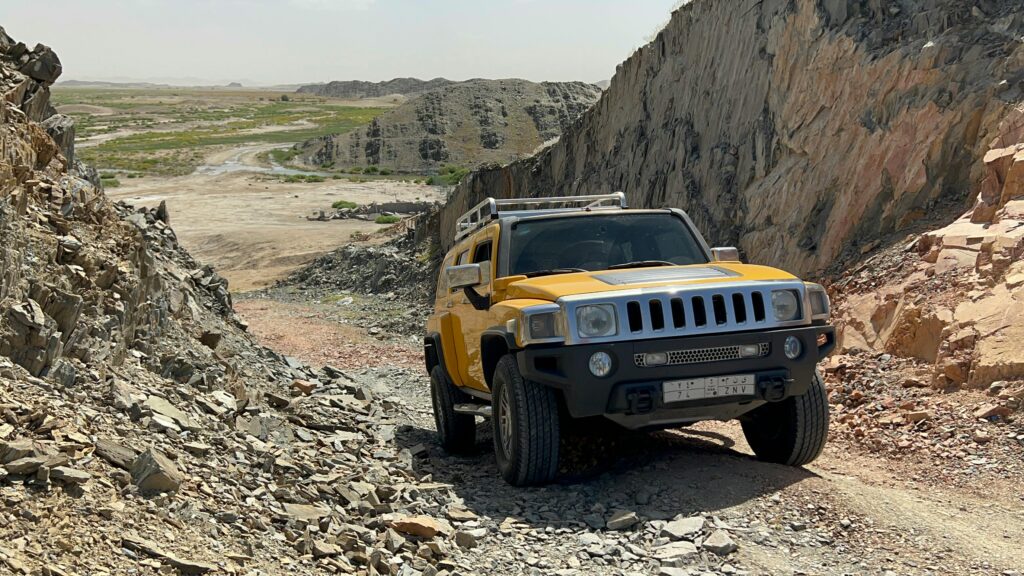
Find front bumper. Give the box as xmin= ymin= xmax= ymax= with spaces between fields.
xmin=516 ymin=325 xmax=835 ymax=420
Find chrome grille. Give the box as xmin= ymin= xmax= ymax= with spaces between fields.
xmin=624 ymin=289 xmax=768 ymax=334
xmin=634 ymin=342 xmax=770 ymax=367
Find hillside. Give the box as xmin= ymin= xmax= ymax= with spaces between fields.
xmin=426 ymin=0 xmax=1024 ymax=448
xmin=296 ymin=77 xmax=454 ymax=99
xmin=297 ymin=78 xmax=602 ymax=172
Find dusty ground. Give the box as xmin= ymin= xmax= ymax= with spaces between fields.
xmin=108 ymin=148 xmax=443 ymax=291
xmin=233 ymin=294 xmax=1024 ymax=576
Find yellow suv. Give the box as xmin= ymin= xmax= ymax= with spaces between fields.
xmin=424 ymin=193 xmax=834 ymax=485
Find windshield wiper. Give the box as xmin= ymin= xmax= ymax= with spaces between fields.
xmin=524 ymin=268 xmax=587 ymax=278
xmin=607 ymin=260 xmax=675 ymax=270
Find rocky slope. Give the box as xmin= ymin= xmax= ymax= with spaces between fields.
xmin=296 ymin=77 xmax=455 ymax=99
xmin=0 ymin=27 xmax=573 ymax=576
xmin=438 ymin=0 xmax=1023 ymax=275
xmin=297 ymin=79 xmax=603 ymax=172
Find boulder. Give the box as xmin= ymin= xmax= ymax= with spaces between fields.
xmin=661 ymin=516 xmax=704 ymax=540
xmin=702 ymin=529 xmax=738 ymax=555
xmin=41 ymin=114 xmax=74 ymax=165
xmin=19 ymin=44 xmax=62 ymax=84
xmin=391 ymin=515 xmax=453 ymax=538
xmin=130 ymin=448 xmax=184 ymax=493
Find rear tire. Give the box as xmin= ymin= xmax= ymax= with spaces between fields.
xmin=430 ymin=365 xmax=476 ymax=454
xmin=741 ymin=370 xmax=829 ymax=466
xmin=491 ymin=354 xmax=560 ymax=486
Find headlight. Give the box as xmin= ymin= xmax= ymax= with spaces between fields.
xmin=805 ymin=283 xmax=830 ymax=320
xmin=771 ymin=290 xmax=800 ymax=322
xmin=515 ymin=305 xmax=564 ymax=345
xmin=575 ymin=304 xmax=617 ymax=338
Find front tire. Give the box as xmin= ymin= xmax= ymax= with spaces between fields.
xmin=430 ymin=365 xmax=476 ymax=454
xmin=491 ymin=355 xmax=560 ymax=486
xmin=741 ymin=370 xmax=829 ymax=466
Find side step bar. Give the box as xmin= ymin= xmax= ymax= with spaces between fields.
xmin=453 ymin=403 xmax=492 ymax=418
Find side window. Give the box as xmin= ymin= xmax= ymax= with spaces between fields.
xmin=472 ymin=240 xmax=493 ymax=287
xmin=472 ymin=241 xmax=492 ymax=264
xmin=437 ymin=255 xmax=454 ymax=296
xmin=450 ymin=250 xmax=470 ymax=294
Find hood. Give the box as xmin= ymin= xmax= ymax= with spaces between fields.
xmin=504 ymin=263 xmax=798 ymax=302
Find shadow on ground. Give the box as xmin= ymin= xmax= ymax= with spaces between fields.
xmin=395 ymin=420 xmax=815 ymax=527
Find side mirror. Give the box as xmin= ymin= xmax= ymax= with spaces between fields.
xmin=446 ymin=264 xmax=482 ymax=290
xmin=711 ymin=247 xmax=741 ymax=262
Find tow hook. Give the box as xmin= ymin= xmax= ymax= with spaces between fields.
xmin=626 ymin=387 xmax=655 ymax=414
xmin=761 ymin=377 xmax=789 ymax=402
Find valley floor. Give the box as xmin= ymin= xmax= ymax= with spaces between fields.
xmin=108 ymin=145 xmax=443 ymax=291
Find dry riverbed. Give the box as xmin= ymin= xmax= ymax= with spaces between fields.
xmin=109 ymin=163 xmax=442 ymax=291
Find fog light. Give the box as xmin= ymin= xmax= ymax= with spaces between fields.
xmin=784 ymin=336 xmax=802 ymax=359
xmin=738 ymin=344 xmax=762 ymax=358
xmin=643 ymin=352 xmax=668 ymax=366
xmin=589 ymin=352 xmax=613 ymax=378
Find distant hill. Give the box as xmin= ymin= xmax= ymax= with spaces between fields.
xmin=296 ymin=78 xmax=602 ymax=173
xmin=296 ymin=77 xmax=455 ymax=99
xmin=57 ymin=79 xmax=171 ymax=89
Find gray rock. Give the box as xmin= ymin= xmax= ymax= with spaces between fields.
xmin=50 ymin=466 xmax=90 ymax=484
xmin=652 ymin=540 xmax=698 ymax=561
xmin=144 ymin=395 xmax=198 ymax=430
xmin=130 ymin=448 xmax=184 ymax=493
xmin=702 ymin=529 xmax=737 ymax=555
xmin=454 ymin=530 xmax=477 ymax=549
xmin=19 ymin=44 xmax=62 ymax=84
xmin=4 ymin=456 xmax=50 ymax=474
xmin=662 ymin=516 xmax=704 ymax=540
xmin=606 ymin=510 xmax=640 ymax=530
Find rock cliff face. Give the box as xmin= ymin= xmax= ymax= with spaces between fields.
xmin=298 ymin=79 xmax=603 ymax=172
xmin=296 ymin=77 xmax=454 ymax=99
xmin=0 ymin=26 xmax=253 ymax=388
xmin=439 ymin=0 xmax=1024 ymax=278
xmin=834 ymin=134 xmax=1024 ymax=390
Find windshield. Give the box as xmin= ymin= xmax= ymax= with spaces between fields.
xmin=508 ymin=213 xmax=708 ymax=276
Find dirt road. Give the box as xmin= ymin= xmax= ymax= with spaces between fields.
xmin=235 ymin=296 xmax=1024 ymax=576
xmin=109 ymin=146 xmax=442 ymax=291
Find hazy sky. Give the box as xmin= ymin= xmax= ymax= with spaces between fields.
xmin=0 ymin=0 xmax=679 ymax=86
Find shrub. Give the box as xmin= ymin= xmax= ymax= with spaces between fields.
xmin=101 ymin=177 xmax=121 ymax=188
xmin=348 ymin=167 xmax=363 ymax=174
xmin=375 ymin=215 xmax=400 ymax=224
xmin=280 ymin=94 xmax=290 ymax=102
xmin=379 ymin=168 xmax=392 ymax=176
xmin=364 ymin=165 xmax=379 ymax=174
xmin=332 ymin=200 xmax=358 ymax=210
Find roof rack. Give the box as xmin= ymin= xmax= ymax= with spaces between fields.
xmin=454 ymin=192 xmax=627 ymax=242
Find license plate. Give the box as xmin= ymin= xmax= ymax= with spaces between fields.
xmin=663 ymin=374 xmax=756 ymax=403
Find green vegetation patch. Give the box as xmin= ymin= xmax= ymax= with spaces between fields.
xmin=426 ymin=164 xmax=471 ymax=186
xmin=281 ymin=174 xmax=325 ymax=183
xmin=53 ymin=87 xmax=385 ymax=176
xmin=332 ymin=200 xmax=358 ymax=209
xmin=375 ymin=215 xmax=401 ymax=224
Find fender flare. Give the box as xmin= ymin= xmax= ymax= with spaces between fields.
xmin=480 ymin=326 xmax=518 ymax=386
xmin=424 ymin=332 xmax=450 ymax=378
